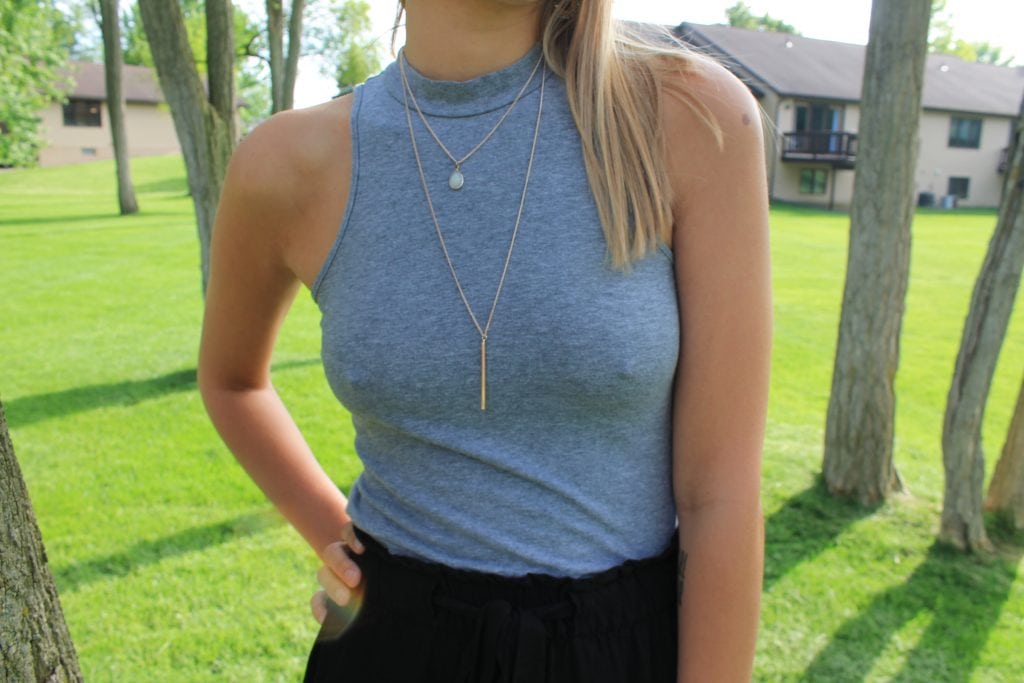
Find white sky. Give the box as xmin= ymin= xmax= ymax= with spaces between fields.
xmin=287 ymin=0 xmax=1022 ymax=107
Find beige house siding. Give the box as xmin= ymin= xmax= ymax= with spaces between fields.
xmin=679 ymin=24 xmax=1023 ymax=212
xmin=764 ymin=98 xmax=1011 ymax=210
xmin=37 ymin=99 xmax=179 ymax=167
xmin=768 ymin=98 xmax=859 ymax=209
xmin=915 ymin=111 xmax=1012 ymax=207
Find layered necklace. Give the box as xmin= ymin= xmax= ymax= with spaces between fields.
xmin=399 ymin=51 xmax=547 ymax=410
xmin=400 ymin=50 xmax=543 ymax=191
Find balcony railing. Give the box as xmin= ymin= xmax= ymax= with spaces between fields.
xmin=782 ymin=131 xmax=858 ymax=167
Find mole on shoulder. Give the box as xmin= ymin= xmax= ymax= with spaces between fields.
xmin=742 ymin=113 xmax=752 ymax=126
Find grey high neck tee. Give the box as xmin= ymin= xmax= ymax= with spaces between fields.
xmin=312 ymin=45 xmax=679 ymax=577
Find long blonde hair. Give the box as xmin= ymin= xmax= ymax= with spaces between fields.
xmin=396 ymin=1 xmax=720 ymax=269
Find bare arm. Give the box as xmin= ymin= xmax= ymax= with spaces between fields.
xmin=665 ymin=62 xmax=771 ymax=682
xmin=197 ymin=102 xmax=358 ymax=567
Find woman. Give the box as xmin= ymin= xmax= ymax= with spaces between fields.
xmin=197 ymin=0 xmax=770 ymax=680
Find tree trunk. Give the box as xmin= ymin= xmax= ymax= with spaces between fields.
xmin=267 ymin=0 xmax=284 ymax=113
xmin=138 ymin=0 xmax=236 ymax=295
xmin=822 ymin=0 xmax=931 ymax=505
xmin=206 ymin=0 xmax=236 ymax=144
xmin=986 ymin=374 xmax=1024 ymax=529
xmin=282 ymin=0 xmax=306 ymax=111
xmin=98 ymin=0 xmax=138 ymax=215
xmin=0 ymin=401 xmax=83 ymax=682
xmin=943 ymin=94 xmax=1024 ymax=549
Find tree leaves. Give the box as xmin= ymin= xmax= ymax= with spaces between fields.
xmin=0 ymin=0 xmax=75 ymax=167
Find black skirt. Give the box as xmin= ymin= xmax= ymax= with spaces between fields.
xmin=304 ymin=528 xmax=678 ymax=683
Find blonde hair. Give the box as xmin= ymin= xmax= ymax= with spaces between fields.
xmin=396 ymin=0 xmax=720 ymax=269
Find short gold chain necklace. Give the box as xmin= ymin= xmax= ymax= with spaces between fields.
xmin=400 ymin=56 xmax=547 ymax=410
xmin=399 ymin=49 xmax=543 ymax=191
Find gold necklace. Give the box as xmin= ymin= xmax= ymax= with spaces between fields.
xmin=399 ymin=49 xmax=543 ymax=191
xmin=400 ymin=59 xmax=547 ymax=410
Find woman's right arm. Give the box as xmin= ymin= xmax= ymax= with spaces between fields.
xmin=197 ymin=103 xmax=362 ymax=593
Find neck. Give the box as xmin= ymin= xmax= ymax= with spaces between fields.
xmin=403 ymin=0 xmax=542 ymax=81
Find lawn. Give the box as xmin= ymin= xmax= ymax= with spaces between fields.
xmin=1 ymin=156 xmax=1022 ymax=682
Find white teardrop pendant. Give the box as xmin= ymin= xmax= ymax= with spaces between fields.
xmin=448 ymin=167 xmax=465 ymax=191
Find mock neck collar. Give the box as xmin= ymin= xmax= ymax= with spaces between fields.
xmin=384 ymin=44 xmax=545 ymax=118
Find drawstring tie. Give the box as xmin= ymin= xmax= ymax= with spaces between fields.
xmin=433 ymin=594 xmax=576 ymax=683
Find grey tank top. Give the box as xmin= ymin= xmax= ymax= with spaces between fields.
xmin=312 ymin=45 xmax=679 ymax=577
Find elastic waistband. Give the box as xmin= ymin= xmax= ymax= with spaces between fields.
xmin=352 ymin=527 xmax=678 ymax=635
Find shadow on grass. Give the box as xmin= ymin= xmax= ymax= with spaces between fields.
xmin=802 ymin=535 xmax=1023 ymax=682
xmin=0 ymin=210 xmax=189 ymax=235
xmin=52 ymin=510 xmax=283 ymax=593
xmin=0 ymin=212 xmax=133 ymax=227
xmin=135 ymin=176 xmax=188 ymax=194
xmin=5 ymin=358 xmax=321 ymax=428
xmin=764 ymin=477 xmax=875 ymax=592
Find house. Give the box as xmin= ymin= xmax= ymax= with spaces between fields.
xmin=38 ymin=62 xmax=180 ymax=167
xmin=677 ymin=23 xmax=1024 ymax=209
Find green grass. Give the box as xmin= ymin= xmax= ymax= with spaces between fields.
xmin=1 ymin=157 xmax=1022 ymax=682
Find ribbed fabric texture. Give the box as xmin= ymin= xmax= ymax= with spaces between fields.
xmin=312 ymin=45 xmax=679 ymax=577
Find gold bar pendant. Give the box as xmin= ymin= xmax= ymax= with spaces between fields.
xmin=480 ymin=336 xmax=487 ymax=411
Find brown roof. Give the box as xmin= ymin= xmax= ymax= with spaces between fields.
xmin=677 ymin=22 xmax=1024 ymax=118
xmin=63 ymin=62 xmax=165 ymax=104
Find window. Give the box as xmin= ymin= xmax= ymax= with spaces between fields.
xmin=948 ymin=177 xmax=970 ymax=199
xmin=948 ymin=117 xmax=981 ymax=148
xmin=63 ymin=99 xmax=102 ymax=127
xmin=795 ymin=103 xmax=843 ymax=132
xmin=800 ymin=168 xmax=828 ymax=195
xmin=81 ymin=147 xmax=97 ymax=157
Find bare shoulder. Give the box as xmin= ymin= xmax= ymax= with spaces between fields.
xmin=658 ymin=57 xmax=768 ymax=236
xmin=226 ymin=95 xmax=354 ymax=213
xmin=219 ymin=95 xmax=355 ymax=285
xmin=660 ymin=57 xmax=766 ymax=192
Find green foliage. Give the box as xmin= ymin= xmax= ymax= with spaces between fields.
xmin=1 ymin=161 xmax=1022 ymax=680
xmin=929 ymin=0 xmax=1016 ymax=65
xmin=237 ymin=63 xmax=271 ymax=132
xmin=119 ymin=1 xmax=259 ymax=73
xmin=725 ymin=1 xmax=798 ymax=35
xmin=119 ymin=2 xmax=150 ymax=67
xmin=58 ymin=0 xmax=103 ymax=61
xmin=0 ymin=0 xmax=75 ymax=167
xmin=305 ymin=0 xmax=381 ymax=97
xmin=117 ymin=1 xmax=266 ymax=130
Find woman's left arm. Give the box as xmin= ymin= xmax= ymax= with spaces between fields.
xmin=664 ymin=62 xmax=772 ymax=682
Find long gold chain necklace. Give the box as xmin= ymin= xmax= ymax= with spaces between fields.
xmin=400 ymin=58 xmax=547 ymax=410
xmin=399 ymin=49 xmax=543 ymax=191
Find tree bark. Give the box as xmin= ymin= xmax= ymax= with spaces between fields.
xmin=986 ymin=375 xmax=1024 ymax=529
xmin=282 ymin=0 xmax=305 ymax=111
xmin=944 ymin=94 xmax=1024 ymax=549
xmin=266 ymin=0 xmax=284 ymax=113
xmin=98 ymin=0 xmax=138 ymax=215
xmin=822 ymin=0 xmax=931 ymax=505
xmin=206 ymin=0 xmax=236 ymax=144
xmin=138 ymin=0 xmax=236 ymax=294
xmin=0 ymin=401 xmax=83 ymax=682
xmin=267 ymin=0 xmax=304 ymax=113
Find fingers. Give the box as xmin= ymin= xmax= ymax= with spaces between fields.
xmin=317 ymin=564 xmax=353 ymax=606
xmin=322 ymin=540 xmax=363 ymax=589
xmin=311 ymin=589 xmax=328 ymax=625
xmin=339 ymin=523 xmax=366 ymax=555
xmin=312 ymin=523 xmax=365 ymax=624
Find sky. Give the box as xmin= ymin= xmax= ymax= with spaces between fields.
xmin=286 ymin=0 xmax=1023 ymax=107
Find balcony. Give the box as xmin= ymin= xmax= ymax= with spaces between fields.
xmin=782 ymin=131 xmax=858 ymax=169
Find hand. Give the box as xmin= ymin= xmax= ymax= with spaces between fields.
xmin=311 ymin=522 xmax=366 ymax=624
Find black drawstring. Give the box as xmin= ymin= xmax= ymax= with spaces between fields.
xmin=433 ymin=594 xmax=576 ymax=683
